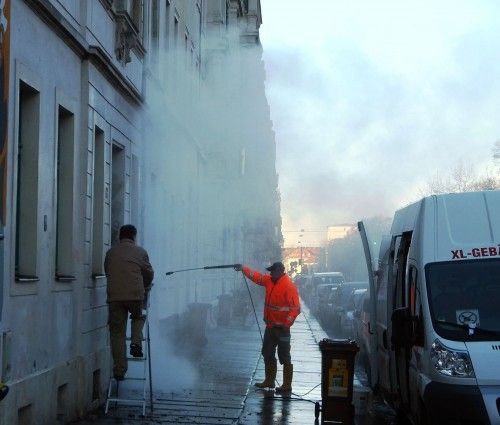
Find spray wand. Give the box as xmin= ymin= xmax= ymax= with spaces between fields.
xmin=165 ymin=264 xmax=241 ymax=276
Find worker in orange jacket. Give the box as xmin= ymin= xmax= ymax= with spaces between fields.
xmin=235 ymin=262 xmax=300 ymax=393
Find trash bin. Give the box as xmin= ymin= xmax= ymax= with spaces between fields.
xmin=317 ymin=338 xmax=359 ymax=425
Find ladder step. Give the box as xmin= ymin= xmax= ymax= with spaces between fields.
xmin=106 ymin=398 xmax=145 ymax=404
xmin=128 ymin=356 xmax=147 ymax=361
xmin=121 ymin=377 xmax=146 ymax=381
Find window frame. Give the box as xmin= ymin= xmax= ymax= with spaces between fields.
xmin=12 ymin=62 xmax=41 ymax=292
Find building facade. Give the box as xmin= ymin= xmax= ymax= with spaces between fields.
xmin=0 ymin=0 xmax=281 ymax=423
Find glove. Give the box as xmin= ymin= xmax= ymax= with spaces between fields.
xmin=233 ymin=264 xmax=242 ymax=271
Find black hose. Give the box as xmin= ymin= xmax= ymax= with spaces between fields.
xmin=242 ymin=274 xmax=263 ymax=341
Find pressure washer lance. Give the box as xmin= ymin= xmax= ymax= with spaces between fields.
xmin=165 ymin=264 xmax=241 ymax=276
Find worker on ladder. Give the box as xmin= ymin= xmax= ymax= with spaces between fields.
xmin=104 ymin=224 xmax=154 ymax=381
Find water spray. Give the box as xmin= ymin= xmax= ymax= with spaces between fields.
xmin=165 ymin=263 xmax=320 ymax=403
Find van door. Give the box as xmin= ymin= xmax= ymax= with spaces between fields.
xmin=357 ymin=221 xmax=379 ymax=387
xmin=391 ymin=231 xmax=412 ymax=411
xmin=407 ymin=262 xmax=425 ymax=420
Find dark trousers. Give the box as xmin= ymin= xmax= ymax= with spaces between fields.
xmin=108 ymin=301 xmax=144 ymax=377
xmin=262 ymin=327 xmax=291 ymax=365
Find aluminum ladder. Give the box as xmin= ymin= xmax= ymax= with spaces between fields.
xmin=105 ymin=301 xmax=153 ymax=416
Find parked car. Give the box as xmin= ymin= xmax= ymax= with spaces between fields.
xmin=340 ymin=288 xmax=368 ymax=337
xmin=308 ymin=272 xmax=345 ymax=312
xmin=316 ymin=283 xmax=336 ymax=320
xmin=297 ymin=274 xmax=313 ymax=304
xmin=321 ymin=286 xmax=338 ymax=325
xmin=328 ymin=281 xmax=368 ymax=332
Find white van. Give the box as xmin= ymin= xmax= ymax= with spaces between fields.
xmin=359 ymin=191 xmax=500 ymax=425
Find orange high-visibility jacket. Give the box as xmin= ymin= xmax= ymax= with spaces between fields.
xmin=242 ymin=266 xmax=301 ymax=328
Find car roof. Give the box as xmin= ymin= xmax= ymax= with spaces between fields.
xmin=313 ymin=272 xmax=344 ymax=276
xmin=353 ymin=288 xmax=368 ymax=295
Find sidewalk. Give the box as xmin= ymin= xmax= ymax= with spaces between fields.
xmin=77 ymin=302 xmax=375 ymax=424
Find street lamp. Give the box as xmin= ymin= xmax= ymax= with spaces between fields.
xmin=298 ymin=231 xmax=304 ymax=271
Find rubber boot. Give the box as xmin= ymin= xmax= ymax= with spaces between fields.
xmin=255 ymin=359 xmax=277 ymax=389
xmin=275 ymin=364 xmax=293 ymax=393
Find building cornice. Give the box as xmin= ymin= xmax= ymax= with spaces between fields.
xmin=23 ymin=0 xmax=143 ymax=105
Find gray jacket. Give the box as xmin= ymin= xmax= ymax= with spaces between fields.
xmin=104 ymin=239 xmax=154 ymax=302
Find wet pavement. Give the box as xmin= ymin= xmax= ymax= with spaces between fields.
xmin=75 ymin=301 xmax=395 ymax=424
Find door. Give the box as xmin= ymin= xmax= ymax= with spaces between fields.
xmin=357 ymin=221 xmax=380 ymax=387
xmin=392 ymin=231 xmax=412 ymax=411
xmin=407 ymin=262 xmax=426 ymax=422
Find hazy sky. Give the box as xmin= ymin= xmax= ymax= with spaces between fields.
xmin=259 ymin=0 xmax=500 ymax=247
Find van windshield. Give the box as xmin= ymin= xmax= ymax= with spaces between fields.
xmin=426 ymin=259 xmax=500 ymax=341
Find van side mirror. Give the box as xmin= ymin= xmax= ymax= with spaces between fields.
xmin=391 ymin=307 xmax=412 ymax=348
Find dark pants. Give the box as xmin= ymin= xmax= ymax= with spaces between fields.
xmin=262 ymin=327 xmax=291 ymax=365
xmin=108 ymin=301 xmax=144 ymax=377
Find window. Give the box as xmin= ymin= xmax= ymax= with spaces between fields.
xmin=92 ymin=127 xmax=105 ymax=277
xmin=131 ymin=0 xmax=144 ymax=36
xmin=111 ymin=144 xmax=125 ymax=245
xmin=408 ymin=265 xmax=424 ymax=346
xmin=55 ymin=106 xmax=75 ymax=280
xmin=174 ymin=16 xmax=179 ymax=47
xmin=427 ymin=259 xmax=500 ymax=342
xmin=130 ymin=155 xmax=139 ymax=226
xmin=15 ymin=81 xmax=40 ymax=281
xmin=164 ymin=0 xmax=171 ymax=49
xmin=151 ymin=0 xmax=159 ymax=50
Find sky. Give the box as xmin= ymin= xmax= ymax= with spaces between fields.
xmin=259 ymin=0 xmax=500 ymax=247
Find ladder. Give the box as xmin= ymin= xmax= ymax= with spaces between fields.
xmin=105 ymin=298 xmax=153 ymax=417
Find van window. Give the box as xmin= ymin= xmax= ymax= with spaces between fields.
xmin=394 ymin=232 xmax=412 ymax=309
xmin=409 ymin=265 xmax=424 ymax=346
xmin=409 ymin=266 xmax=418 ymax=315
xmin=426 ymin=259 xmax=500 ymax=342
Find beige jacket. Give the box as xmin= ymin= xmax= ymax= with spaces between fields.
xmin=104 ymin=239 xmax=154 ymax=302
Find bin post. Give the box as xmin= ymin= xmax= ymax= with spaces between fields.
xmin=318 ymin=338 xmax=359 ymax=425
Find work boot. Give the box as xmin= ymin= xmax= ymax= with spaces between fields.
xmin=130 ymin=343 xmax=143 ymax=358
xmin=255 ymin=359 xmax=277 ymax=389
xmin=275 ymin=364 xmax=293 ymax=393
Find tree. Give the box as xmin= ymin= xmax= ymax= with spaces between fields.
xmin=419 ymin=161 xmax=499 ymax=196
xmin=494 ymin=140 xmax=500 ymax=171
